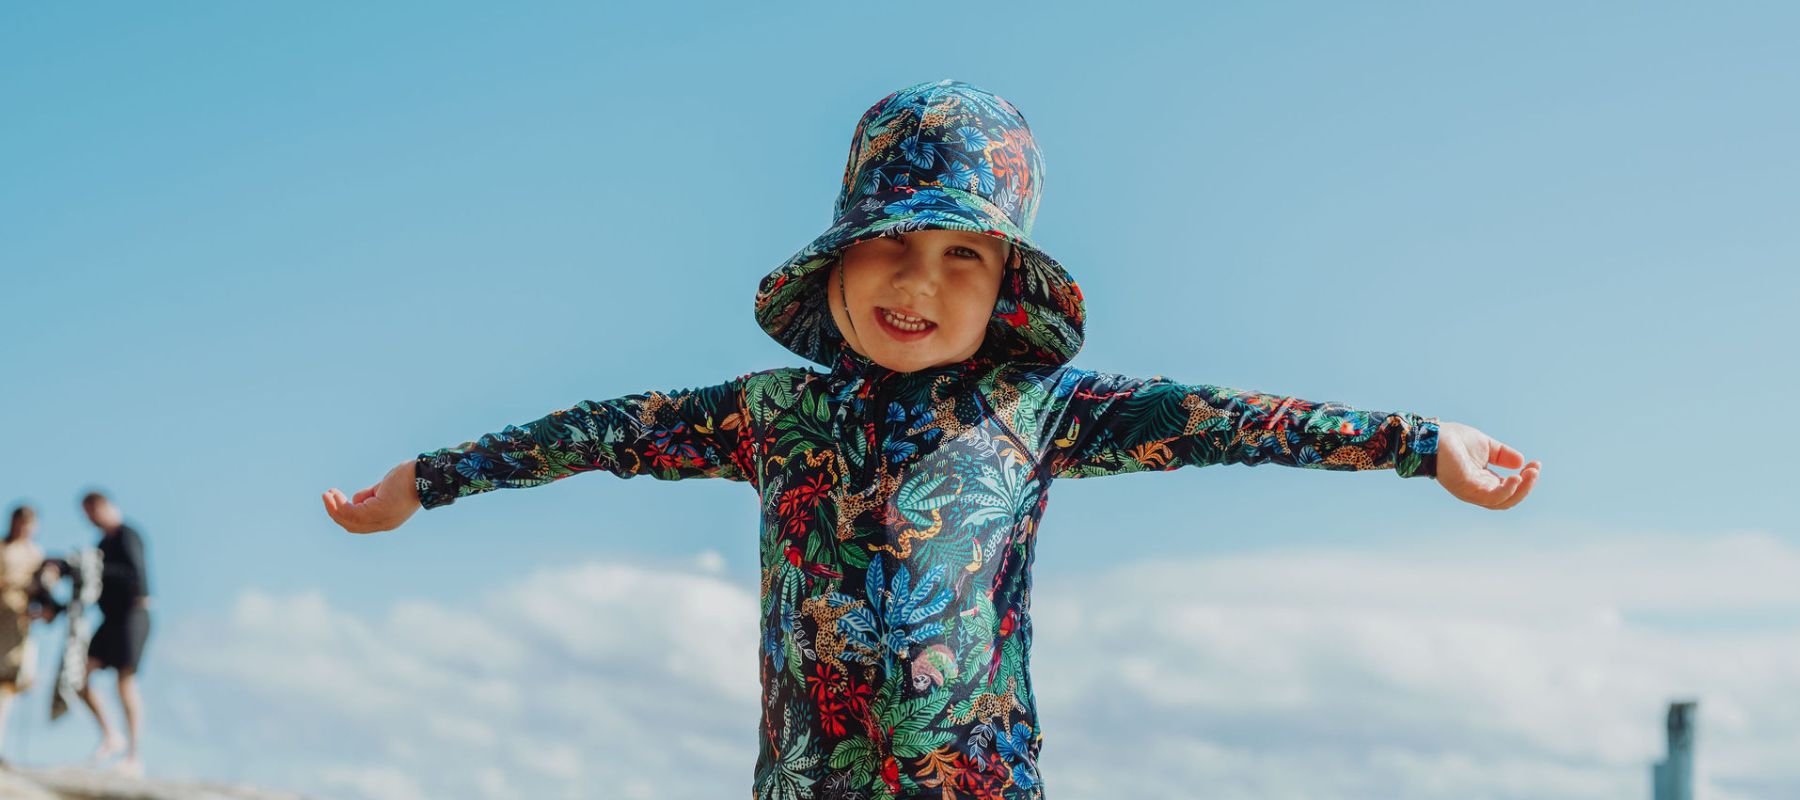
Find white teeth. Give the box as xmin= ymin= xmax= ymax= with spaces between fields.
xmin=880 ymin=308 xmax=933 ymax=332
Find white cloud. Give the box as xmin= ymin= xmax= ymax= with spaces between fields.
xmin=495 ymin=562 xmax=760 ymax=704
xmin=1029 ymin=527 xmax=1800 ymax=799
xmin=473 ymin=766 xmax=513 ymax=800
xmin=162 ymin=558 xmax=761 ymax=799
xmin=153 ymin=526 xmax=1799 ymax=799
xmin=693 ymin=548 xmax=727 ymax=574
xmin=510 ymin=740 xmax=583 ymax=782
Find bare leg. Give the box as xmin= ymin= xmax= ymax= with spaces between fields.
xmin=80 ymin=658 xmax=123 ymax=765
xmin=114 ymin=667 xmax=143 ymax=777
xmin=0 ymin=684 xmax=15 ymax=755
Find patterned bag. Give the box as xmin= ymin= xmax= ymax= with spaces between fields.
xmin=50 ymin=547 xmax=101 ymax=723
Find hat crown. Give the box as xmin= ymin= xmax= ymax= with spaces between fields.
xmin=831 ymin=79 xmax=1044 ymax=237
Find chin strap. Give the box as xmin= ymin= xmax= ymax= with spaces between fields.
xmin=839 ymin=261 xmax=858 ymax=338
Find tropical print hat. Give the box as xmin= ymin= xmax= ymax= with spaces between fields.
xmin=753 ymin=79 xmax=1087 ymax=369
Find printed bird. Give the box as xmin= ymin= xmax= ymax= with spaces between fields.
xmin=784 ymin=541 xmax=844 ymax=580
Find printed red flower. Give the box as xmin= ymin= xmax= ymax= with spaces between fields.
xmin=998 ymin=304 xmax=1029 ymax=328
xmin=881 ymin=754 xmax=901 ymax=793
xmin=949 ymin=752 xmax=1010 ymax=798
xmin=778 ymin=474 xmax=833 ymax=536
xmin=816 ymin=696 xmax=852 ymax=737
xmin=807 ymin=661 xmax=846 ymax=704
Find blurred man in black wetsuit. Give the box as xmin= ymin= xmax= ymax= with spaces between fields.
xmin=78 ymin=491 xmax=149 ymax=777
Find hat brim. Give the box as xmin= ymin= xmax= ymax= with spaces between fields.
xmin=754 ymin=185 xmax=1086 ymax=369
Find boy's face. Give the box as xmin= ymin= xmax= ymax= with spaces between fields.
xmin=827 ymin=229 xmax=1010 ymax=373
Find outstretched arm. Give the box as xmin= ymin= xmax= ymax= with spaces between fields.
xmin=324 ymin=372 xmax=762 ymax=533
xmin=1046 ymin=369 xmax=1439 ymax=479
xmin=413 ymin=376 xmax=757 ymax=509
xmin=1044 ymin=369 xmax=1540 ymax=509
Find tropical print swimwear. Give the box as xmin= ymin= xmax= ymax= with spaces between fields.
xmin=412 ymin=76 xmax=1442 ymax=800
xmin=413 ymin=347 xmax=1440 ymax=798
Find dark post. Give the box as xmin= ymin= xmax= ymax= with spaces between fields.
xmin=1651 ymin=700 xmax=1696 ymax=800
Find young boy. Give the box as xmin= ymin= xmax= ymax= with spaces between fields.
xmin=324 ymin=79 xmax=1540 ymax=799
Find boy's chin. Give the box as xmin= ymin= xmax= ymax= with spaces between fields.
xmin=868 ymin=349 xmax=976 ymax=373
xmin=844 ymin=333 xmax=985 ymax=373
xmin=871 ymin=356 xmax=923 ymax=373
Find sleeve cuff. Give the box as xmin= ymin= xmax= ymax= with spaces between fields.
xmin=414 ymin=452 xmax=462 ymax=510
xmin=1395 ymin=415 xmax=1440 ymax=480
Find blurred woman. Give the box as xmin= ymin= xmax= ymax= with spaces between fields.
xmin=0 ymin=504 xmax=47 ymax=766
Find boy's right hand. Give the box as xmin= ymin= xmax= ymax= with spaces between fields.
xmin=323 ymin=460 xmax=423 ymax=534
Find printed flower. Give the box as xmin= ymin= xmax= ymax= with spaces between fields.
xmin=948 ymin=750 xmax=1009 ymax=797
xmin=778 ymin=473 xmax=833 ymax=536
xmin=830 ymin=556 xmax=953 ymax=675
xmin=883 ymin=437 xmax=918 ymax=464
xmin=762 ymin=622 xmax=786 ymax=678
xmin=943 ymin=159 xmax=977 ymax=192
xmin=971 ymin=157 xmax=998 ymax=194
xmin=452 ymin=453 xmax=492 ymax=479
xmin=807 ymin=660 xmax=845 ymax=704
xmin=900 ymin=136 xmax=936 ymax=169
xmin=994 ymin=721 xmax=1038 ymax=790
xmin=880 ymin=753 xmax=901 ymax=794
xmin=954 ymin=125 xmax=990 ymax=151
xmin=880 ymin=195 xmax=932 ymax=216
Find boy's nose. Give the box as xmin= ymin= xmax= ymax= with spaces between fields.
xmin=890 ymin=255 xmax=940 ymax=298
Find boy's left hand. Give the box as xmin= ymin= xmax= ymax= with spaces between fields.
xmin=1432 ymin=421 xmax=1541 ymax=510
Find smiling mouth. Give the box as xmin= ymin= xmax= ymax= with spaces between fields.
xmin=877 ymin=307 xmax=936 ymax=333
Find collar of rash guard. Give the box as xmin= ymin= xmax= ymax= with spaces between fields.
xmin=825 ymin=346 xmax=995 ymax=394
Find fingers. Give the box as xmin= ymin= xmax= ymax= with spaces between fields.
xmin=322 ymin=489 xmax=351 ymax=527
xmin=322 ymin=487 xmax=383 ymax=534
xmin=1480 ymin=475 xmax=1524 ymax=509
xmin=1487 ymin=439 xmax=1525 ymax=470
xmin=1490 ymin=462 xmax=1541 ymax=510
xmin=353 ymin=485 xmax=377 ymax=504
xmin=1472 ymin=472 xmax=1521 ymax=508
xmin=1470 ymin=461 xmax=1540 ymax=510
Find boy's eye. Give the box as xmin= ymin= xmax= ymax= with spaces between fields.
xmin=950 ymin=247 xmax=981 ymax=259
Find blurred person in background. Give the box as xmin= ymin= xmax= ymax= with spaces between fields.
xmin=76 ymin=491 xmax=150 ymax=777
xmin=0 ymin=503 xmax=48 ymax=768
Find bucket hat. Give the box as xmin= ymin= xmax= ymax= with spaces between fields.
xmin=753 ymin=79 xmax=1087 ymax=369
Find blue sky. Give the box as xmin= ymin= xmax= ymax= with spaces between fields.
xmin=1 ymin=3 xmax=1795 ymax=798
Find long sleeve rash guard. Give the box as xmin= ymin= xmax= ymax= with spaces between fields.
xmin=415 ymin=348 xmax=1439 ymax=799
